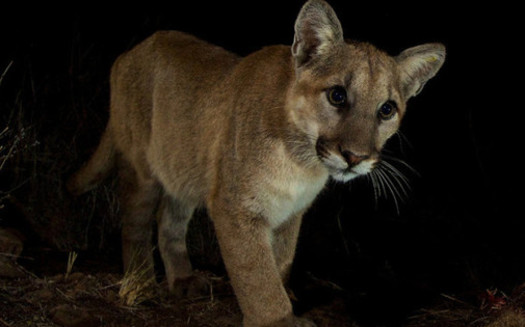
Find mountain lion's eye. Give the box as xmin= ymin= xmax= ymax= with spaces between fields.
xmin=378 ymin=101 xmax=397 ymax=120
xmin=327 ymin=86 xmax=347 ymax=107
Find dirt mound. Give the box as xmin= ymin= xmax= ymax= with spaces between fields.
xmin=2 ymin=257 xmax=525 ymax=327
xmin=1 ymin=268 xmax=242 ymax=327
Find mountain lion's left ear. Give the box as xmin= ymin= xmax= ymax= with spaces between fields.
xmin=396 ymin=43 xmax=446 ymax=99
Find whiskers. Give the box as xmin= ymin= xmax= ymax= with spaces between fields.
xmin=367 ymin=155 xmax=418 ymax=215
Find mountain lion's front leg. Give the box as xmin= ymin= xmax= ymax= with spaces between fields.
xmin=211 ymin=204 xmax=310 ymax=327
xmin=272 ymin=212 xmax=304 ymax=283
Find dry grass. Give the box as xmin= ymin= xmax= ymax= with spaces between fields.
xmin=3 ymin=247 xmax=525 ymax=327
xmin=0 ymin=255 xmax=239 ymax=326
xmin=65 ymin=251 xmax=78 ymax=280
xmin=486 ymin=309 xmax=525 ymax=327
xmin=0 ymin=47 xmax=121 ymax=252
xmin=118 ymin=252 xmax=157 ymax=307
xmin=0 ymin=61 xmax=13 ymax=86
xmin=407 ymin=290 xmax=525 ymax=327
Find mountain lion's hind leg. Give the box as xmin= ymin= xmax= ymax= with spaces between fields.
xmin=157 ymin=196 xmax=208 ymax=298
xmin=118 ymin=161 xmax=160 ymax=283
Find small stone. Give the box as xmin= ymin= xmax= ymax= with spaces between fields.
xmin=50 ymin=304 xmax=97 ymax=327
xmin=0 ymin=228 xmax=24 ymax=257
xmin=0 ymin=259 xmax=22 ymax=278
xmin=67 ymin=272 xmax=85 ymax=282
xmin=30 ymin=288 xmax=55 ymax=301
xmin=0 ymin=228 xmax=24 ymax=278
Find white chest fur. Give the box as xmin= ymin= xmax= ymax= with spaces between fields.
xmin=267 ymin=174 xmax=327 ymax=228
xmin=247 ymin=161 xmax=328 ymax=229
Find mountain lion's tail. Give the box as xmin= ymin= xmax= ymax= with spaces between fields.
xmin=67 ymin=127 xmax=116 ymax=196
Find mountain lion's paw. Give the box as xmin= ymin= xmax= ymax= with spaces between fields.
xmin=171 ymin=274 xmax=210 ymax=300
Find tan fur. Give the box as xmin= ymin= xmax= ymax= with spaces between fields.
xmin=68 ymin=1 xmax=445 ymax=326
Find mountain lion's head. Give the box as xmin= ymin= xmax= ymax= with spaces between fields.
xmin=288 ymin=0 xmax=445 ymax=182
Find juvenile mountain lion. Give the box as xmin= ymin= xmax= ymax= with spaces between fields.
xmin=68 ymin=0 xmax=445 ymax=326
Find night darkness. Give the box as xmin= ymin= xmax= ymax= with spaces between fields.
xmin=0 ymin=1 xmax=519 ymax=327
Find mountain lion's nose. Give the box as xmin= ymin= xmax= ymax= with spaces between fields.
xmin=340 ymin=150 xmax=369 ymax=167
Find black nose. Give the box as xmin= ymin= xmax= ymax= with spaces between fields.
xmin=340 ymin=150 xmax=369 ymax=167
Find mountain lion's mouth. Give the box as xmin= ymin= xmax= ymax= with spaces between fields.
xmin=316 ymin=139 xmax=376 ymax=181
xmin=333 ymin=159 xmax=376 ymax=181
xmin=318 ymin=154 xmax=376 ymax=182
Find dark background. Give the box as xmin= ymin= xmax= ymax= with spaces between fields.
xmin=0 ymin=1 xmax=518 ymax=326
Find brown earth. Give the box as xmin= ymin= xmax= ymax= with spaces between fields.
xmin=0 ymin=262 xmax=355 ymax=327
xmin=2 ymin=246 xmax=525 ymax=327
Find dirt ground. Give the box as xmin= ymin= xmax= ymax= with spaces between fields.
xmin=2 ymin=244 xmax=525 ymax=327
xmin=0 ymin=253 xmax=353 ymax=327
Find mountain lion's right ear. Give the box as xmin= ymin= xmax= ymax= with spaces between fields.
xmin=396 ymin=43 xmax=446 ymax=99
xmin=292 ymin=0 xmax=344 ymax=68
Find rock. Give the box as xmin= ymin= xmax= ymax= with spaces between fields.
xmin=30 ymin=288 xmax=55 ymax=301
xmin=0 ymin=228 xmax=23 ymax=257
xmin=50 ymin=304 xmax=98 ymax=327
xmin=66 ymin=271 xmax=85 ymax=282
xmin=0 ymin=228 xmax=24 ymax=278
xmin=0 ymin=259 xmax=23 ymax=278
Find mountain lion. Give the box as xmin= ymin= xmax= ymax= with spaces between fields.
xmin=68 ymin=0 xmax=445 ymax=326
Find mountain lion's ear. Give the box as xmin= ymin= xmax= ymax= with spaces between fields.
xmin=396 ymin=43 xmax=446 ymax=99
xmin=292 ymin=0 xmax=344 ymax=68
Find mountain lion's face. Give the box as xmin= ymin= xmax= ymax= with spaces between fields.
xmin=288 ymin=0 xmax=444 ymax=182
xmin=290 ymin=42 xmax=408 ymax=182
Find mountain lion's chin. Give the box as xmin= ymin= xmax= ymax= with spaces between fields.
xmin=328 ymin=159 xmax=376 ymax=183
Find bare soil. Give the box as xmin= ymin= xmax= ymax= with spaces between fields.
xmin=2 ymin=247 xmax=525 ymax=327
xmin=0 ymin=259 xmax=355 ymax=327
